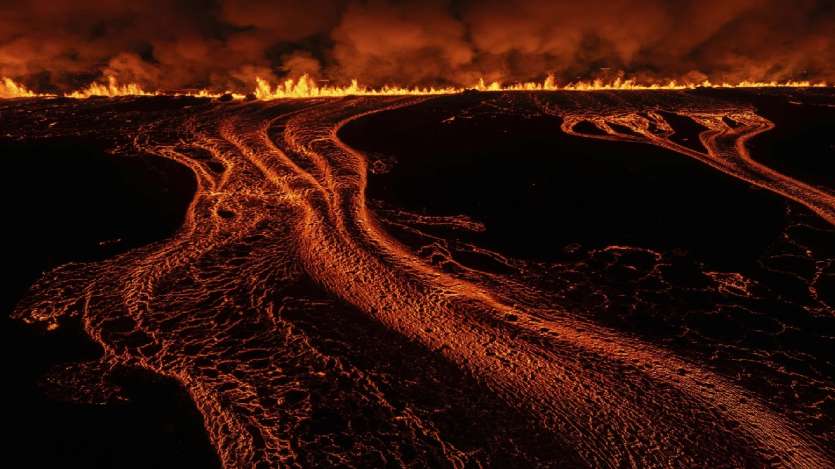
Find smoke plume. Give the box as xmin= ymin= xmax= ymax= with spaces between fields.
xmin=1 ymin=0 xmax=832 ymax=92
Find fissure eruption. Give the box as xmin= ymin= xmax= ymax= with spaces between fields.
xmin=3 ymin=1 xmax=835 ymax=466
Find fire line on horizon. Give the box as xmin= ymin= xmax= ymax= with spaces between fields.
xmin=0 ymin=74 xmax=829 ymax=100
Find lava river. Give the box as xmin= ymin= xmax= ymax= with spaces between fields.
xmin=8 ymin=90 xmax=835 ymax=467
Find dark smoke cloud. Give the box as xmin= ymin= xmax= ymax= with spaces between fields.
xmin=1 ymin=0 xmax=832 ymax=92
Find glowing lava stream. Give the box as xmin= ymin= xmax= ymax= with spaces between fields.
xmin=14 ymin=94 xmax=834 ymax=467
xmin=228 ymin=97 xmax=831 ymax=466
xmin=551 ymin=105 xmax=835 ymax=226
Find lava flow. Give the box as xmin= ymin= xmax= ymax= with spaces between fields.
xmin=547 ymin=98 xmax=835 ymax=226
xmin=6 ymin=89 xmax=835 ymax=467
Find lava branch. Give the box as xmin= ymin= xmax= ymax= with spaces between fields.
xmin=247 ymin=97 xmax=833 ymax=467
xmin=9 ymin=94 xmax=834 ymax=467
xmin=558 ymin=108 xmax=835 ymax=227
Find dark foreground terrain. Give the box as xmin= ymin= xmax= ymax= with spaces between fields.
xmin=1 ymin=89 xmax=833 ymax=467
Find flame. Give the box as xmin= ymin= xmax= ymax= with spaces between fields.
xmin=0 ymin=73 xmax=830 ymax=100
xmin=474 ymin=76 xmax=827 ymax=91
xmin=253 ymin=75 xmax=458 ymax=99
xmin=180 ymin=89 xmax=247 ymax=100
xmin=65 ymin=75 xmax=157 ymax=98
xmin=0 ymin=77 xmax=43 ymax=98
xmin=702 ymin=79 xmax=827 ymax=88
xmin=64 ymin=76 xmax=249 ymax=100
xmin=255 ymin=74 xmax=828 ymax=99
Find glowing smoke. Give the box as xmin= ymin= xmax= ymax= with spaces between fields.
xmin=1 ymin=0 xmax=832 ymax=93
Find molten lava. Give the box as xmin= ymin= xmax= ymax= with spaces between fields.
xmin=555 ymin=108 xmax=835 ymax=225
xmin=5 ymin=89 xmax=834 ymax=467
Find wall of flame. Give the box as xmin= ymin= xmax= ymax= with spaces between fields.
xmin=0 ymin=0 xmax=833 ymax=94
xmin=0 ymin=74 xmax=828 ymax=100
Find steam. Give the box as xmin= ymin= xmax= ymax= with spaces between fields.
xmin=1 ymin=0 xmax=832 ymax=92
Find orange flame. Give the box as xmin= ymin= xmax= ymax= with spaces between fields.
xmin=254 ymin=74 xmax=828 ymax=99
xmin=65 ymin=76 xmax=157 ymax=98
xmin=0 ymin=77 xmax=43 ymax=98
xmin=474 ymin=76 xmax=827 ymax=91
xmin=254 ymin=75 xmax=458 ymax=99
xmin=0 ymin=73 xmax=830 ymax=101
xmin=64 ymin=76 xmax=248 ymax=100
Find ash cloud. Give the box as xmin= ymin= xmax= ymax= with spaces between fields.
xmin=1 ymin=0 xmax=832 ymax=92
